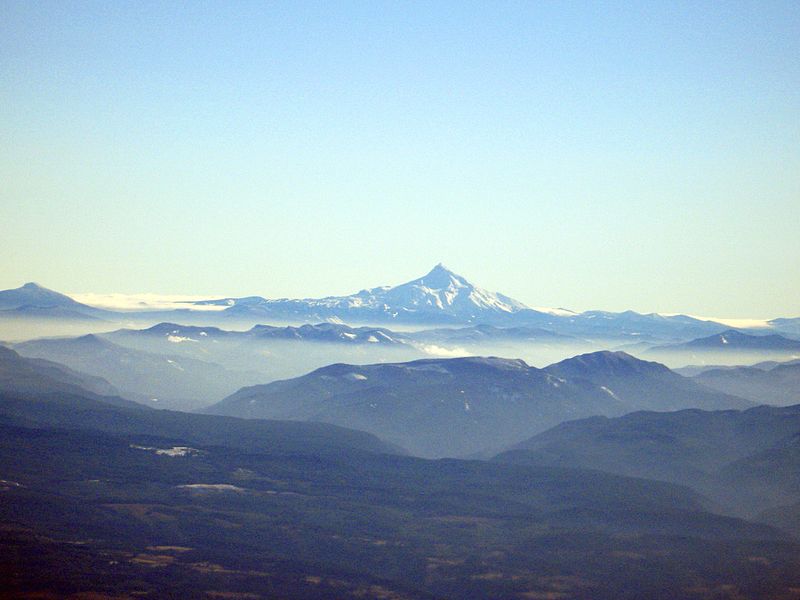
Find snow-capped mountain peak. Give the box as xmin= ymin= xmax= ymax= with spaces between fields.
xmin=413 ymin=263 xmax=469 ymax=290
xmin=183 ymin=265 xmax=535 ymax=325
xmin=364 ymin=264 xmax=529 ymax=318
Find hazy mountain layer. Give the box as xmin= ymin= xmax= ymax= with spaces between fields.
xmin=103 ymin=321 xmax=424 ymax=381
xmin=0 ymin=345 xmax=141 ymax=411
xmin=0 ymin=282 xmax=109 ymax=320
xmin=647 ymin=329 xmax=800 ymax=367
xmin=544 ymin=351 xmax=753 ymax=412
xmin=208 ymin=352 xmax=751 ymax=458
xmin=0 ymin=270 xmax=787 ymax=344
xmin=496 ymin=404 xmax=800 ymax=519
xmin=693 ymin=362 xmax=800 ymax=406
xmin=13 ymin=334 xmax=264 ymax=410
xmin=193 ymin=266 xmax=732 ymax=337
xmin=0 ymin=380 xmax=403 ymax=457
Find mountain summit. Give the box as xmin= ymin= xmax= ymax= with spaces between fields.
xmin=211 ymin=264 xmax=535 ymax=325
xmin=190 ymin=265 xmax=733 ymax=332
xmin=411 ymin=263 xmax=471 ymax=290
xmin=0 ymin=282 xmax=106 ymax=320
xmin=0 ymin=282 xmax=83 ymax=310
xmin=208 ymin=353 xmax=750 ymax=458
xmin=348 ymin=264 xmax=530 ymax=321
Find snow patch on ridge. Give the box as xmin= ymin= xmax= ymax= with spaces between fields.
xmin=178 ymin=484 xmax=245 ymax=493
xmin=167 ymin=335 xmax=198 ymax=343
xmin=345 ymin=372 xmax=368 ymax=381
xmin=131 ymin=444 xmax=203 ymax=457
xmin=600 ymin=386 xmax=621 ymax=401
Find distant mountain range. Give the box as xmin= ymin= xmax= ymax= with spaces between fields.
xmin=646 ymin=329 xmax=800 ymax=367
xmin=190 ymin=265 xmax=741 ymax=338
xmin=0 ymin=268 xmax=766 ymax=340
xmin=656 ymin=329 xmax=800 ymax=351
xmin=12 ymin=335 xmax=264 ymax=410
xmin=194 ymin=263 xmax=530 ymax=324
xmin=0 ymin=282 xmax=108 ymax=321
xmin=102 ymin=322 xmax=413 ymax=359
xmin=692 ymin=361 xmax=800 ymax=407
xmin=0 ymin=357 xmax=402 ymax=458
xmin=3 ymin=268 xmax=799 ymax=346
xmin=495 ymin=404 xmax=800 ymax=523
xmin=101 ymin=321 xmax=423 ymax=383
xmin=116 ymin=321 xmax=409 ymax=346
xmin=207 ymin=351 xmax=751 ymax=458
xmin=0 ymin=345 xmax=138 ymax=410
xmin=408 ymin=323 xmax=575 ymax=344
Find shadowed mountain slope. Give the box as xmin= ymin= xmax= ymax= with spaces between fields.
xmin=693 ymin=362 xmax=800 ymax=406
xmin=0 ymin=282 xmax=109 ymax=320
xmin=0 ymin=345 xmax=139 ymax=410
xmin=496 ymin=404 xmax=800 ymax=519
xmin=13 ymin=334 xmax=263 ymax=410
xmin=544 ymin=350 xmax=753 ymax=412
xmin=208 ymin=352 xmax=751 ymax=458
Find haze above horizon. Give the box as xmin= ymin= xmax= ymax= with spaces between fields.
xmin=2 ymin=2 xmax=798 ymax=318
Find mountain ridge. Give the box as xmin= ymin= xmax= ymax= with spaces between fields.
xmin=495 ymin=403 xmax=800 ymax=520
xmin=0 ymin=282 xmax=109 ymax=321
xmin=207 ymin=351 xmax=752 ymax=458
xmin=199 ymin=264 xmax=540 ymax=325
xmin=2 ymin=270 xmax=796 ymax=339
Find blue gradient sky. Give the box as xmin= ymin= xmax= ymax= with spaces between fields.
xmin=1 ymin=1 xmax=798 ymax=317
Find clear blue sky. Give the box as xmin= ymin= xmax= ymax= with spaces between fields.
xmin=1 ymin=1 xmax=798 ymax=317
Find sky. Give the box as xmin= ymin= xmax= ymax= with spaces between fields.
xmin=1 ymin=1 xmax=799 ymax=317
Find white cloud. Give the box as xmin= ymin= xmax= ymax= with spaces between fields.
xmin=414 ymin=343 xmax=471 ymax=358
xmin=660 ymin=313 xmax=773 ymax=329
xmin=69 ymin=292 xmax=229 ymax=312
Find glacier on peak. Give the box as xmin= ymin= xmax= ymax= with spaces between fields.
xmin=208 ymin=264 xmax=535 ymax=324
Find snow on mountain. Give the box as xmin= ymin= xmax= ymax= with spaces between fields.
xmin=7 ymin=271 xmax=786 ymax=339
xmin=180 ymin=266 xmax=735 ymax=335
xmin=315 ymin=263 xmax=529 ymax=317
xmin=200 ymin=264 xmax=538 ymax=325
